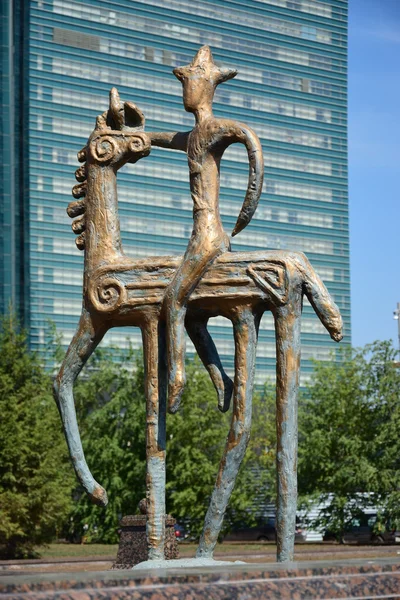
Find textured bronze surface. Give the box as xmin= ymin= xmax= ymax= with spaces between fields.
xmin=53 ymin=46 xmax=342 ymax=565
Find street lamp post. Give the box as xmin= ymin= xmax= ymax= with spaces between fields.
xmin=393 ymin=302 xmax=400 ymax=358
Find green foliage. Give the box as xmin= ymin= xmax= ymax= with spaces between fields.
xmin=166 ymin=362 xmax=276 ymax=536
xmin=69 ymin=352 xmax=275 ymax=542
xmin=0 ymin=313 xmax=74 ymax=558
xmin=298 ymin=341 xmax=400 ymax=539
xmin=70 ymin=346 xmax=147 ymax=543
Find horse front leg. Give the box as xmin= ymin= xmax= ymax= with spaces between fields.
xmin=53 ymin=308 xmax=107 ymax=505
xmin=274 ymin=297 xmax=302 ymax=562
xmin=196 ymin=306 xmax=260 ymax=559
xmin=141 ymin=314 xmax=167 ymax=561
xmin=185 ymin=315 xmax=233 ymax=413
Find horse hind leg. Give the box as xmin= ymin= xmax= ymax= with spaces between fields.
xmin=53 ymin=309 xmax=107 ymax=506
xmin=274 ymin=299 xmax=302 ymax=562
xmin=185 ymin=315 xmax=233 ymax=413
xmin=196 ymin=307 xmax=260 ymax=559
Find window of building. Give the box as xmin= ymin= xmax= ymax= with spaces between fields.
xmin=302 ymin=25 xmax=317 ymax=41
xmin=53 ymin=299 xmax=82 ymax=316
xmin=53 ymin=27 xmax=100 ymax=51
xmin=53 ymin=269 xmax=83 ymax=286
xmin=254 ymin=0 xmax=332 ymax=18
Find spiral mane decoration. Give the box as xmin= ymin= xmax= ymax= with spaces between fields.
xmin=68 ymin=147 xmax=87 ymax=251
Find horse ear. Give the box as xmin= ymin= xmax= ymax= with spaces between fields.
xmin=107 ymin=88 xmax=145 ymax=131
xmin=124 ymin=101 xmax=145 ymax=130
xmin=108 ymin=87 xmax=124 ymax=130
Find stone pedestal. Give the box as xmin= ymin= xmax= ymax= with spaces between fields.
xmin=113 ymin=513 xmax=178 ymax=569
xmin=2 ymin=558 xmax=400 ymax=598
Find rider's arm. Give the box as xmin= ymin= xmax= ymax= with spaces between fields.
xmin=149 ymin=131 xmax=190 ymax=152
xmin=214 ymin=121 xmax=264 ymax=237
xmin=231 ymin=123 xmax=264 ymax=236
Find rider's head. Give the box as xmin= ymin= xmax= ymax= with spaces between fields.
xmin=173 ymin=46 xmax=237 ymax=116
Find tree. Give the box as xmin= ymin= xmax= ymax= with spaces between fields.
xmin=298 ymin=341 xmax=400 ymax=540
xmin=365 ymin=342 xmax=400 ymax=528
xmin=70 ymin=346 xmax=147 ymax=543
xmin=0 ymin=313 xmax=74 ymax=558
xmin=69 ymin=351 xmax=276 ymax=542
xmin=166 ymin=362 xmax=276 ymax=537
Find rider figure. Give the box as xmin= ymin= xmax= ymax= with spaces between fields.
xmin=150 ymin=46 xmax=264 ymax=412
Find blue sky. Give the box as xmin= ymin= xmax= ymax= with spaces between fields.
xmin=349 ymin=0 xmax=400 ymax=347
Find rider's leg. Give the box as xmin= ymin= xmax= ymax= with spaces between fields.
xmin=165 ymin=236 xmax=224 ymax=413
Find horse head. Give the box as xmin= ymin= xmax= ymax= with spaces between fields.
xmin=67 ymin=88 xmax=150 ymax=250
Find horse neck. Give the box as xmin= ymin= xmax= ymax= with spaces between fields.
xmin=84 ymin=162 xmax=124 ymax=272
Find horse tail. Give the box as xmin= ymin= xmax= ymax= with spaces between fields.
xmin=231 ymin=124 xmax=264 ymax=237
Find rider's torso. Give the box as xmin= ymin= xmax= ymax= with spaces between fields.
xmin=187 ymin=117 xmax=232 ymax=250
xmin=187 ymin=117 xmax=227 ymax=214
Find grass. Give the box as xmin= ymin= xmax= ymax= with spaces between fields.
xmin=0 ymin=541 xmax=394 ymax=577
xmin=38 ymin=542 xmax=291 ymax=560
xmin=39 ymin=542 xmax=276 ymax=560
xmin=10 ymin=541 xmax=398 ymax=567
xmin=37 ymin=541 xmax=377 ymax=561
xmin=40 ymin=544 xmax=119 ymax=560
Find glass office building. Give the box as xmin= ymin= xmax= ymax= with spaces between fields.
xmin=1 ymin=0 xmax=349 ymax=384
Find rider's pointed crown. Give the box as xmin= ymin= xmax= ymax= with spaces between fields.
xmin=173 ymin=46 xmax=237 ymax=87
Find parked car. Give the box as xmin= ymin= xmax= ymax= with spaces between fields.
xmin=174 ymin=522 xmax=188 ymax=541
xmin=224 ymin=517 xmax=306 ymax=543
xmin=323 ymin=513 xmax=399 ymax=545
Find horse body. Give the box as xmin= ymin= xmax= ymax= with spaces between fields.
xmin=54 ymin=87 xmax=342 ymax=563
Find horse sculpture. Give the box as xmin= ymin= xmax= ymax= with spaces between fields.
xmin=53 ymin=52 xmax=343 ymax=564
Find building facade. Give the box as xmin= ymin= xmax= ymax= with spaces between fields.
xmin=1 ymin=0 xmax=349 ymax=384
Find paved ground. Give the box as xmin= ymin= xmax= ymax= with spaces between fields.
xmin=2 ymin=544 xmax=400 ymax=576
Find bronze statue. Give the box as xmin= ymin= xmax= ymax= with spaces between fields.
xmin=53 ymin=46 xmax=342 ymax=564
